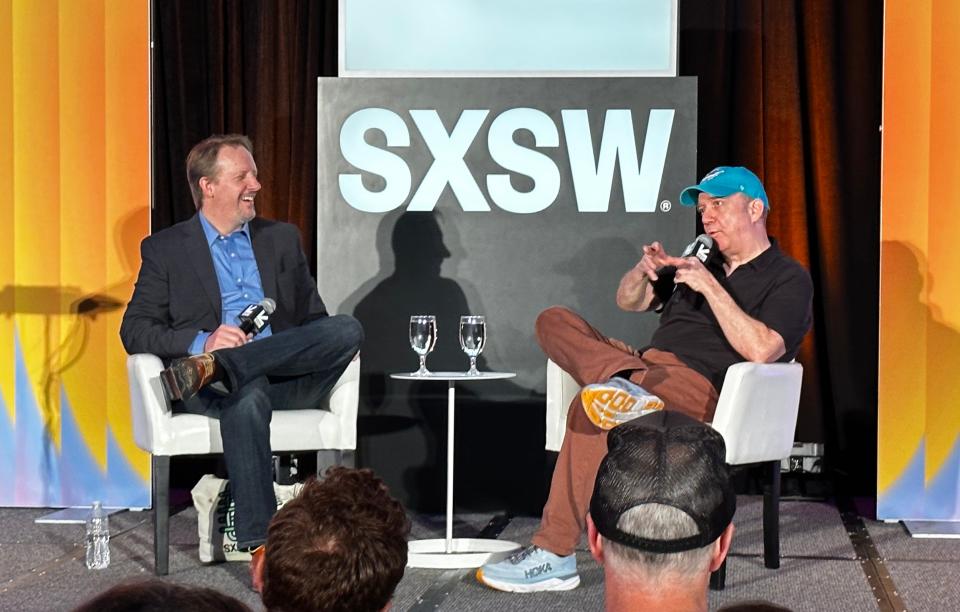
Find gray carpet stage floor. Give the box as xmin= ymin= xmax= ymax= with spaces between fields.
xmin=0 ymin=496 xmax=952 ymax=611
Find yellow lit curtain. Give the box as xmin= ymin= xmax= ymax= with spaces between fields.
xmin=0 ymin=0 xmax=150 ymax=506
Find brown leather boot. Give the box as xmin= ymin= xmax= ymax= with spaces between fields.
xmin=160 ymin=353 xmax=218 ymax=402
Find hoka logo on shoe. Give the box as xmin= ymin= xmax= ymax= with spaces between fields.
xmin=525 ymin=562 xmax=553 ymax=579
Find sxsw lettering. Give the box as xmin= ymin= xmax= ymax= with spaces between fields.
xmin=338 ymin=107 xmax=675 ymax=214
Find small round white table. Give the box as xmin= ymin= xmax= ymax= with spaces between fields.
xmin=390 ymin=371 xmax=520 ymax=569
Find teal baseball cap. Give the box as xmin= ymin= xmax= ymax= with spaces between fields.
xmin=679 ymin=166 xmax=769 ymax=209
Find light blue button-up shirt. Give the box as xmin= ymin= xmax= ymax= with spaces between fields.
xmin=188 ymin=213 xmax=273 ymax=354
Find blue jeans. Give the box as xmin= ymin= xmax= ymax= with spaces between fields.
xmin=178 ymin=314 xmax=363 ymax=548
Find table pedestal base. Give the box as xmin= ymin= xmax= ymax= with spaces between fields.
xmin=407 ymin=538 xmax=520 ymax=569
xmin=390 ymin=372 xmax=520 ymax=571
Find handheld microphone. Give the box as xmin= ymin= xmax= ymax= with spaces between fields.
xmin=652 ymin=235 xmax=721 ymax=303
xmin=686 ymin=234 xmax=720 ymax=269
xmin=681 ymin=234 xmax=723 ymax=308
xmin=237 ymin=298 xmax=276 ymax=336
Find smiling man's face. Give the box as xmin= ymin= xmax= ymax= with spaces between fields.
xmin=204 ymin=145 xmax=261 ymax=233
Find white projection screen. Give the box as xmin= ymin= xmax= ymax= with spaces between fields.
xmin=339 ymin=0 xmax=677 ymax=77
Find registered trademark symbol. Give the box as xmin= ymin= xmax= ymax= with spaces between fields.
xmin=660 ymin=200 xmax=672 ymax=212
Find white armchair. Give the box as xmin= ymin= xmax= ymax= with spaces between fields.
xmin=544 ymin=358 xmax=803 ymax=590
xmin=545 ymin=359 xmax=583 ymax=452
xmin=126 ymin=353 xmax=360 ymax=575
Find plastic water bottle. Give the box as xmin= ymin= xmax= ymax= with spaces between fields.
xmin=85 ymin=501 xmax=110 ymax=569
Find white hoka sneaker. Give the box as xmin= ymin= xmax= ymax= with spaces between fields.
xmin=476 ymin=545 xmax=580 ymax=592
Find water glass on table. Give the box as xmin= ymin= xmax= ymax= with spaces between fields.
xmin=409 ymin=315 xmax=437 ymax=376
xmin=459 ymin=315 xmax=486 ymax=375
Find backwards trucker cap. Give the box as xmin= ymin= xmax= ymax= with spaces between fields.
xmin=679 ymin=166 xmax=769 ymax=209
xmin=589 ymin=410 xmax=736 ymax=553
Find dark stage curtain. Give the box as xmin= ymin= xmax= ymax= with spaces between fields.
xmin=679 ymin=1 xmax=882 ymax=494
xmin=151 ymin=1 xmax=882 ymax=495
xmin=152 ymin=0 xmax=337 ymax=267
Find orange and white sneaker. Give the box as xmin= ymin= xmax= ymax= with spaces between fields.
xmin=581 ymin=378 xmax=664 ymax=430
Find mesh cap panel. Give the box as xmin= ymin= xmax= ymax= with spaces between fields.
xmin=590 ymin=411 xmax=736 ymax=553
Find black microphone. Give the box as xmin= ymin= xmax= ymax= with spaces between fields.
xmin=237 ymin=298 xmax=276 ymax=336
xmin=686 ymin=234 xmax=720 ymax=270
xmin=652 ymin=235 xmax=721 ymax=304
xmin=682 ymin=234 xmax=724 ymax=308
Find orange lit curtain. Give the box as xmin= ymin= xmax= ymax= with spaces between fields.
xmin=0 ymin=0 xmax=150 ymax=507
xmin=150 ymin=1 xmax=884 ymax=495
xmin=877 ymin=0 xmax=960 ymax=519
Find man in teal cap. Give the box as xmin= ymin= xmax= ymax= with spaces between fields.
xmin=678 ymin=165 xmax=770 ymax=250
xmin=478 ymin=166 xmax=812 ymax=593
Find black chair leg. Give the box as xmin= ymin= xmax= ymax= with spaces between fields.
xmin=709 ymin=558 xmax=727 ymax=590
xmin=152 ymin=455 xmax=170 ymax=575
xmin=763 ymin=459 xmax=781 ymax=569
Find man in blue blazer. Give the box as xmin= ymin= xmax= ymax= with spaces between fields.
xmin=121 ymin=134 xmax=363 ymax=553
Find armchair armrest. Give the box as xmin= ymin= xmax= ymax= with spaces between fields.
xmin=546 ymin=358 xmax=580 ymax=451
xmin=126 ymin=353 xmax=171 ymax=453
xmin=321 ymin=356 xmax=360 ymax=450
xmin=710 ymin=361 xmax=803 ymax=465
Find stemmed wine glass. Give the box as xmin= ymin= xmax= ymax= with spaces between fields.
xmin=459 ymin=315 xmax=486 ymax=375
xmin=409 ymin=315 xmax=437 ymax=376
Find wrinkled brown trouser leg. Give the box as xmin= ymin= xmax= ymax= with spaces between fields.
xmin=531 ymin=306 xmax=719 ymax=556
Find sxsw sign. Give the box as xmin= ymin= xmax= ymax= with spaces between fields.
xmin=319 ymin=77 xmax=696 ymax=216
xmin=338 ymin=107 xmax=674 ymax=214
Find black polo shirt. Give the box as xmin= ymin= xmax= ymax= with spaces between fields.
xmin=646 ymin=240 xmax=813 ymax=392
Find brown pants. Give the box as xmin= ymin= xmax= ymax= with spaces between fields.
xmin=531 ymin=306 xmax=719 ymax=556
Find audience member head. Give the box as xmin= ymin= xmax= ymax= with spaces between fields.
xmin=185 ymin=133 xmax=254 ymax=209
xmin=587 ymin=411 xmax=736 ymax=612
xmin=73 ymin=579 xmax=251 ymax=612
xmin=259 ymin=467 xmax=410 ymax=612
